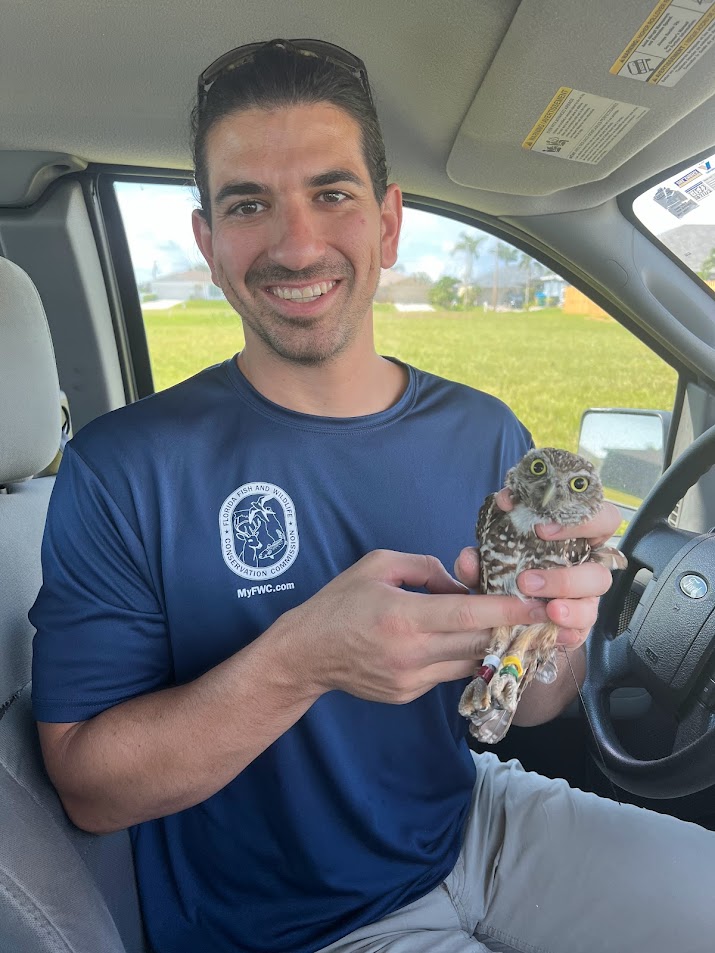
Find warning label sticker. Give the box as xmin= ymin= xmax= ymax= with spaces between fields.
xmin=611 ymin=0 xmax=715 ymax=87
xmin=522 ymin=88 xmax=649 ymax=165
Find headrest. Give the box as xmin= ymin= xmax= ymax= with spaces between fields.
xmin=0 ymin=258 xmax=61 ymax=485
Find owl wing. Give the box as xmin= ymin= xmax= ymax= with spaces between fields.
xmin=476 ymin=495 xmax=528 ymax=597
xmin=475 ymin=494 xmax=498 ymax=594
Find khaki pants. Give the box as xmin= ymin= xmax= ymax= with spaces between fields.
xmin=319 ymin=752 xmax=715 ymax=953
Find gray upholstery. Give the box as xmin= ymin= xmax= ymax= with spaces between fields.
xmin=0 ymin=257 xmax=148 ymax=952
xmin=0 ymin=256 xmax=61 ymax=485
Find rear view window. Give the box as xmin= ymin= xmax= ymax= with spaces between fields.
xmin=632 ymin=150 xmax=715 ymax=290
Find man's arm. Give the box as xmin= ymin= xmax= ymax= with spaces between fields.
xmin=39 ymin=550 xmax=548 ymax=834
xmin=38 ymin=618 xmax=319 ymax=834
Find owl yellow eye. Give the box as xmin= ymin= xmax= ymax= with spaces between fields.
xmin=570 ymin=476 xmax=589 ymax=492
xmin=530 ymin=458 xmax=547 ymax=476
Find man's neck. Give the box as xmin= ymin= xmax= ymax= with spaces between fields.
xmin=236 ymin=345 xmax=408 ymax=418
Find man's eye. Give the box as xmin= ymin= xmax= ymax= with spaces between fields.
xmin=319 ymin=191 xmax=349 ymax=204
xmin=229 ymin=201 xmax=266 ymax=216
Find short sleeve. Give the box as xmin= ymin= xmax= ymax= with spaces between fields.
xmin=500 ymin=408 xmax=534 ymax=477
xmin=31 ymin=443 xmax=171 ymax=723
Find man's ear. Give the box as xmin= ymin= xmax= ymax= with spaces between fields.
xmin=379 ymin=183 xmax=403 ymax=270
xmin=192 ymin=208 xmax=220 ymax=285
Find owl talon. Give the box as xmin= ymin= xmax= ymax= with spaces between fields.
xmin=491 ymin=673 xmax=519 ymax=712
xmin=458 ymin=676 xmax=492 ymax=718
xmin=535 ymin=653 xmax=559 ymax=684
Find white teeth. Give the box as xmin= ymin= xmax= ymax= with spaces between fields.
xmin=269 ymin=280 xmax=336 ymax=300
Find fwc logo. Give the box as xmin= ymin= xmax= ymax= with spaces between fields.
xmin=219 ymin=482 xmax=299 ymax=579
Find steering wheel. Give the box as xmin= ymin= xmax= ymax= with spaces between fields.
xmin=582 ymin=423 xmax=715 ymax=798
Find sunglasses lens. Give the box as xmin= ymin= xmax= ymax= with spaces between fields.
xmin=199 ymin=39 xmax=372 ymax=107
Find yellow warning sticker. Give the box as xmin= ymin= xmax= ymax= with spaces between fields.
xmin=612 ymin=0 xmax=715 ymax=87
xmin=522 ymin=88 xmax=649 ymax=165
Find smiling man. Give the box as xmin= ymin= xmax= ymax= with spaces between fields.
xmin=192 ymin=91 xmax=406 ymax=415
xmin=31 ymin=38 xmax=715 ymax=953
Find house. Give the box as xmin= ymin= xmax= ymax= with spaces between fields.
xmin=151 ymin=268 xmax=225 ymax=301
xmin=534 ymin=273 xmax=566 ymax=307
xmin=470 ymin=264 xmax=567 ymax=309
xmin=374 ymin=269 xmax=432 ymax=306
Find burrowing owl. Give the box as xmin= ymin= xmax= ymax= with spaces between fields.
xmin=459 ymin=447 xmax=627 ymax=744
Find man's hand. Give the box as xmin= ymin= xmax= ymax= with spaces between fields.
xmin=286 ymin=549 xmax=551 ymax=705
xmin=453 ymin=488 xmax=622 ymax=651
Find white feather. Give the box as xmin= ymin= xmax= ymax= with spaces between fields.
xmin=507 ymin=503 xmax=542 ymax=535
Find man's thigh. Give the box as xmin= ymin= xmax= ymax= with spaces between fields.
xmin=460 ymin=752 xmax=715 ymax=953
xmin=316 ymin=874 xmax=488 ymax=952
xmin=319 ymin=751 xmax=715 ymax=953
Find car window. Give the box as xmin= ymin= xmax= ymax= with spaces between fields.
xmin=115 ymin=180 xmax=677 ymax=465
xmin=632 ymin=149 xmax=715 ymax=291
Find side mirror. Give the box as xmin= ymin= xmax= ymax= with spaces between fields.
xmin=577 ymin=408 xmax=671 ymax=532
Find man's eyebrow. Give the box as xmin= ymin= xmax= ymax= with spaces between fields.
xmin=308 ymin=169 xmax=366 ymax=189
xmin=214 ymin=181 xmax=269 ymax=206
xmin=213 ymin=170 xmax=366 ymax=207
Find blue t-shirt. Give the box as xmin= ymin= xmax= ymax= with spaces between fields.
xmin=31 ymin=357 xmax=531 ymax=953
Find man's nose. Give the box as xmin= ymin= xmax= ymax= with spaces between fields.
xmin=267 ymin=201 xmax=327 ymax=272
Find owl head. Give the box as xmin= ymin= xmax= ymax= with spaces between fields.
xmin=504 ymin=447 xmax=604 ymax=525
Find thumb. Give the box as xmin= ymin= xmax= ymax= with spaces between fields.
xmin=454 ymin=546 xmax=480 ymax=590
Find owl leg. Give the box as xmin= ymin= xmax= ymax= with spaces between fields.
xmin=458 ymin=625 xmax=515 ymax=719
xmin=590 ymin=545 xmax=628 ymax=571
xmin=490 ymin=621 xmax=560 ymax=710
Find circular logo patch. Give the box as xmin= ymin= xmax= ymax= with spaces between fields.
xmin=679 ymin=574 xmax=708 ymax=600
xmin=219 ymin=482 xmax=299 ymax=579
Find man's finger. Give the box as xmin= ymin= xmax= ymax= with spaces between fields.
xmin=454 ymin=546 xmax=480 ymax=590
xmin=418 ymin=592 xmax=548 ymax=634
xmin=534 ymin=501 xmax=621 ymax=545
xmin=424 ymin=631 xmax=492 ymax=664
xmin=546 ymin=595 xmax=600 ymax=634
xmin=555 ymin=625 xmax=591 ymax=648
xmin=424 ymin=659 xmax=481 ymax=685
xmin=368 ymin=550 xmax=469 ymax=594
xmin=518 ymin=561 xmax=614 ymax=599
xmin=494 ymin=488 xmax=515 ymax=511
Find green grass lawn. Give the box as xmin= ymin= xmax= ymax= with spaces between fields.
xmin=143 ymin=301 xmax=677 ymax=450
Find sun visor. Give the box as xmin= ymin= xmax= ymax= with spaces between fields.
xmin=447 ymin=0 xmax=715 ymax=198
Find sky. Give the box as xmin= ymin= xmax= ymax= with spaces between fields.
xmin=115 ymin=182 xmax=484 ymax=284
xmin=116 ymin=150 xmax=715 ymax=286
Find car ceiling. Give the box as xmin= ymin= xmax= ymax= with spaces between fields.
xmin=0 ymin=0 xmax=714 ymax=216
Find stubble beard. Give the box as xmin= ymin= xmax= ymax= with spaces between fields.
xmin=221 ymin=263 xmax=380 ymax=367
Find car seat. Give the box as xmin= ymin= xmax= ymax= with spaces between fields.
xmin=0 ymin=256 xmax=147 ymax=952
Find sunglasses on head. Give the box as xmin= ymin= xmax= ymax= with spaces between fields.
xmin=197 ymin=38 xmax=375 ymax=112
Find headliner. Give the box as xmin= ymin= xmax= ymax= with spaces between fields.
xmin=0 ymin=0 xmax=713 ymax=214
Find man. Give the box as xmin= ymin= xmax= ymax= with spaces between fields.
xmin=31 ymin=39 xmax=715 ymax=953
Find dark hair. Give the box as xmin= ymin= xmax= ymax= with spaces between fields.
xmin=191 ymin=43 xmax=388 ymax=223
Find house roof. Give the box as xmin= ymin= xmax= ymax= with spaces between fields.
xmin=154 ymin=268 xmax=213 ymax=282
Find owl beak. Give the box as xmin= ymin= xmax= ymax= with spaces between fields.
xmin=541 ymin=480 xmax=556 ymax=507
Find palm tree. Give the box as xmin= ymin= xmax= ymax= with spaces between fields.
xmin=516 ymin=252 xmax=547 ymax=310
xmin=492 ymin=241 xmax=518 ymax=309
xmin=452 ymin=232 xmax=486 ymax=305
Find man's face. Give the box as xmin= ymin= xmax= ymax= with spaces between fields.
xmin=192 ymin=102 xmax=402 ymax=366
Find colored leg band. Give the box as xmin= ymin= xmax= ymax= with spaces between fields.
xmin=500 ymin=664 xmax=520 ymax=680
xmin=501 ymin=655 xmax=524 ymax=679
xmin=476 ymin=665 xmax=495 ymax=685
